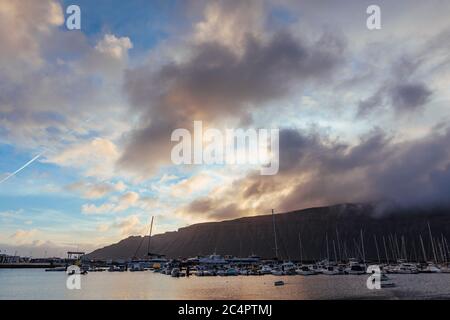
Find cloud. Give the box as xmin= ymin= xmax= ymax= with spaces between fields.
xmin=0 ymin=240 xmax=99 ymax=258
xmin=46 ymin=138 xmax=120 ymax=179
xmin=169 ymin=173 xmax=214 ymax=198
xmin=119 ymin=4 xmax=345 ymax=177
xmin=356 ymin=48 xmax=437 ymax=117
xmin=96 ymin=214 xmax=148 ymax=237
xmin=390 ymin=83 xmax=432 ymax=112
xmin=0 ymin=0 xmax=64 ymax=72
xmin=112 ymin=215 xmax=145 ymax=237
xmin=95 ymin=34 xmax=133 ymax=60
xmin=0 ymin=1 xmax=133 ymax=176
xmin=10 ymin=229 xmax=39 ymax=244
xmin=193 ymin=0 xmax=265 ymax=53
xmin=81 ymin=191 xmax=140 ymax=215
xmin=66 ymin=180 xmax=127 ymax=199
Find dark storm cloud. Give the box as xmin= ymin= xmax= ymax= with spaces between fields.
xmin=390 ymin=83 xmax=432 ymax=112
xmin=285 ymin=127 xmax=450 ymax=209
xmin=181 ymin=127 xmax=450 ymax=220
xmin=119 ymin=30 xmax=345 ymax=175
xmin=357 ymin=81 xmax=433 ymax=117
xmin=356 ymin=55 xmax=433 ymax=117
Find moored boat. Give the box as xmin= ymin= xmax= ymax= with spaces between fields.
xmin=296 ymin=265 xmax=316 ymax=276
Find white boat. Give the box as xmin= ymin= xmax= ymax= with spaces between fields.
xmin=345 ymin=261 xmax=366 ymax=275
xmin=202 ymin=269 xmax=216 ymax=276
xmin=259 ymin=265 xmax=272 ymax=275
xmin=271 ymin=268 xmax=283 ymax=276
xmin=281 ymin=261 xmax=296 ymax=275
xmin=420 ymin=263 xmax=441 ymax=273
xmin=392 ymin=263 xmax=419 ymax=274
xmin=296 ymin=265 xmax=316 ymax=276
xmin=199 ymin=254 xmax=227 ymax=265
xmin=240 ymin=269 xmax=250 ymax=275
xmin=163 ymin=268 xmax=172 ymax=275
xmin=322 ymin=266 xmax=341 ymax=275
xmin=171 ymin=267 xmax=180 ymax=277
xmin=195 ymin=270 xmax=204 ymax=276
xmin=440 ymin=265 xmax=450 ymax=273
xmin=108 ymin=265 xmax=124 ymax=272
xmin=225 ymin=268 xmax=239 ymax=276
xmin=129 ymin=263 xmax=145 ymax=272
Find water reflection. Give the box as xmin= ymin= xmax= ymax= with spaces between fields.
xmin=1 ymin=269 xmax=449 ymax=300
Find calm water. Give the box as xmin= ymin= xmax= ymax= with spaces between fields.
xmin=1 ymin=269 xmax=450 ymax=300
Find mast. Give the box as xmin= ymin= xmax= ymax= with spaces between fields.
xmin=332 ymin=240 xmax=337 ymax=263
xmin=298 ymin=232 xmax=303 ymax=264
xmin=438 ymin=241 xmax=444 ymax=264
xmin=326 ymin=233 xmax=330 ymax=262
xmin=374 ymin=235 xmax=381 ymax=264
xmin=419 ymin=234 xmax=427 ymax=262
xmin=427 ymin=222 xmax=438 ymax=263
xmin=412 ymin=240 xmax=418 ymax=262
xmin=389 ymin=234 xmax=397 ymax=261
xmin=401 ymin=236 xmax=407 ymax=261
xmin=272 ymin=209 xmax=279 ymax=260
xmin=336 ymin=227 xmax=342 ymax=262
xmin=394 ymin=234 xmax=401 ymax=261
xmin=444 ymin=235 xmax=449 ymax=264
xmin=382 ymin=236 xmax=389 ymax=264
xmin=147 ymin=216 xmax=154 ymax=256
xmin=360 ymin=229 xmax=366 ymax=264
xmin=441 ymin=234 xmax=447 ymax=264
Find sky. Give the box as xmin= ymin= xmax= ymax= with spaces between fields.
xmin=1 ymin=0 xmax=450 ymax=257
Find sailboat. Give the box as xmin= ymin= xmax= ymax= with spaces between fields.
xmin=130 ymin=216 xmax=167 ymax=271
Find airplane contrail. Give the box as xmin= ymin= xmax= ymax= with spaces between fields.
xmin=0 ymin=117 xmax=94 ymax=186
xmin=0 ymin=151 xmax=45 ymax=185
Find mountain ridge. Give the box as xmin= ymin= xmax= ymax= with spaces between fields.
xmin=86 ymin=203 xmax=450 ymax=261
